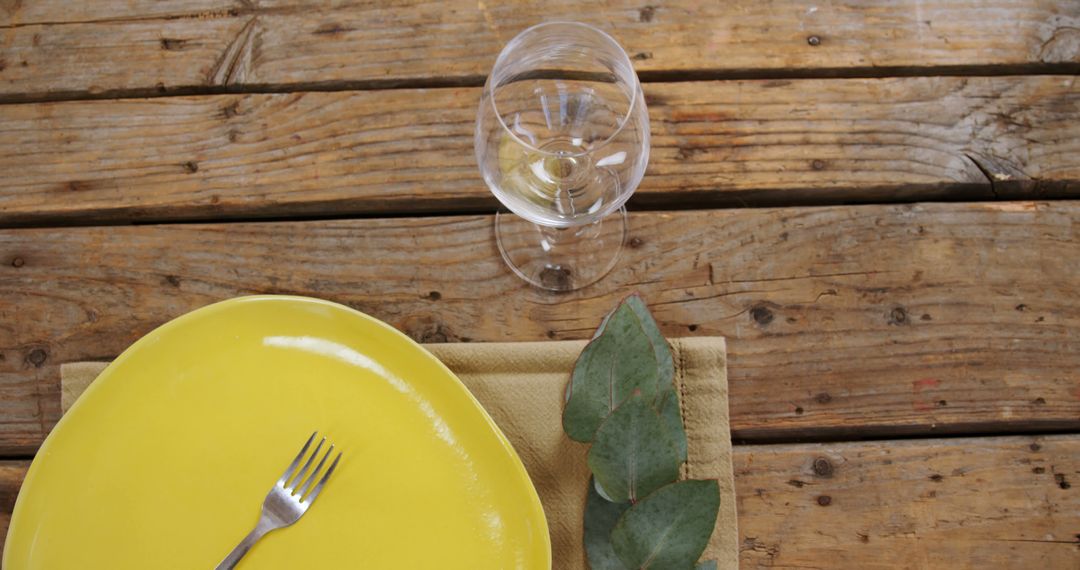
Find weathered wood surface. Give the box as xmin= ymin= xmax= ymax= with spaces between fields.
xmin=0 ymin=460 xmax=24 ymax=551
xmin=1 ymin=435 xmax=1077 ymax=566
xmin=1 ymin=1 xmax=1078 ymax=101
xmin=0 ymin=0 xmax=230 ymax=24
xmin=736 ymin=435 xmax=1080 ymax=568
xmin=1 ymin=76 xmax=1077 ymax=226
xmin=1 ymin=202 xmax=1077 ymax=453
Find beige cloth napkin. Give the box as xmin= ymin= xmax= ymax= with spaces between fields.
xmin=61 ymin=338 xmax=737 ymax=569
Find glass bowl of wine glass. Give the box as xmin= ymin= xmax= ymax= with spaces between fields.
xmin=475 ymin=21 xmax=649 ymax=291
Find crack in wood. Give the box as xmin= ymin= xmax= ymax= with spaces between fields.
xmin=651 ymin=288 xmax=783 ymax=308
xmin=0 ymin=9 xmax=244 ymax=29
xmin=722 ymin=270 xmax=892 ymax=285
xmin=996 ymin=537 xmax=1080 ymax=545
xmin=965 ymin=153 xmax=1000 ymax=197
xmin=206 ymin=17 xmax=259 ymax=87
xmin=963 ymin=152 xmax=1034 ymax=198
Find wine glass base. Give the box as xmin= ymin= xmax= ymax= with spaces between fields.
xmin=494 ymin=208 xmax=628 ymax=292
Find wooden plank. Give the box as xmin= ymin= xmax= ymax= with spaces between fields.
xmin=736 ymin=435 xmax=1080 ymax=568
xmin=1 ymin=436 xmax=1077 ymax=566
xmin=0 ymin=1 xmax=231 ymax=25
xmin=1 ymin=202 xmax=1078 ymax=453
xmin=2 ymin=76 xmax=1078 ymax=226
xmin=0 ymin=460 xmax=22 ymax=552
xmin=1 ymin=1 xmax=1078 ymax=100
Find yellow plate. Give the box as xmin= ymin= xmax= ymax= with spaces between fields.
xmin=5 ymin=296 xmax=550 ymax=569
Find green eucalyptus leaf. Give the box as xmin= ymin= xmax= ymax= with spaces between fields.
xmin=563 ymin=300 xmax=664 ymax=442
xmin=584 ymin=478 xmax=632 ymax=570
xmin=657 ymin=388 xmax=689 ymax=464
xmin=622 ymin=294 xmax=675 ymax=396
xmin=563 ymin=334 xmax=618 ymax=441
xmin=625 ymin=294 xmax=685 ymax=462
xmin=695 ymin=560 xmax=718 ymax=570
xmin=588 ymin=394 xmax=680 ymax=503
xmin=611 ymin=479 xmax=720 ymax=570
xmin=591 ymin=307 xmax=616 ymax=339
xmin=594 ymin=477 xmax=617 ymax=502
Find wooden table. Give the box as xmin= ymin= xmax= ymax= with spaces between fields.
xmin=1 ymin=1 xmax=1079 ymax=567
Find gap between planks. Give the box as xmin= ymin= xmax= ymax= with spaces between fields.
xmin=2 ymin=64 xmax=1080 ymax=106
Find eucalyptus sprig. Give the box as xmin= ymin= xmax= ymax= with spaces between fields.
xmin=564 ymin=295 xmax=719 ymax=569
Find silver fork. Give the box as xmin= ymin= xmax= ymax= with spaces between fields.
xmin=215 ymin=432 xmax=342 ymax=569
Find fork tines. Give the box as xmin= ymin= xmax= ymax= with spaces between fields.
xmin=278 ymin=431 xmax=342 ymax=504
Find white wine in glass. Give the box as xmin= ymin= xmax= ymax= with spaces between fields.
xmin=475 ymin=22 xmax=649 ymax=291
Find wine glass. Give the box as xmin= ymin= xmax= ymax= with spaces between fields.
xmin=475 ymin=22 xmax=649 ymax=292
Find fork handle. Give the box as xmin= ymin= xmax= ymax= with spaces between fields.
xmin=215 ymin=518 xmax=274 ymax=570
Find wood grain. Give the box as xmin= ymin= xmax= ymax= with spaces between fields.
xmin=0 ymin=1 xmax=1078 ymax=101
xmin=1 ymin=76 xmax=1077 ymax=226
xmin=0 ymin=1 xmax=232 ymax=25
xmin=736 ymin=435 xmax=1080 ymax=568
xmin=0 ymin=460 xmax=24 ymax=552
xmin=1 ymin=202 xmax=1077 ymax=453
xmin=1 ymin=436 xmax=1077 ymax=566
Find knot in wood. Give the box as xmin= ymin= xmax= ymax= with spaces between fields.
xmin=889 ymin=306 xmax=908 ymax=325
xmin=750 ymin=305 xmax=774 ymax=325
xmin=812 ymin=457 xmax=834 ymax=477
xmin=27 ymin=348 xmax=47 ymax=367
